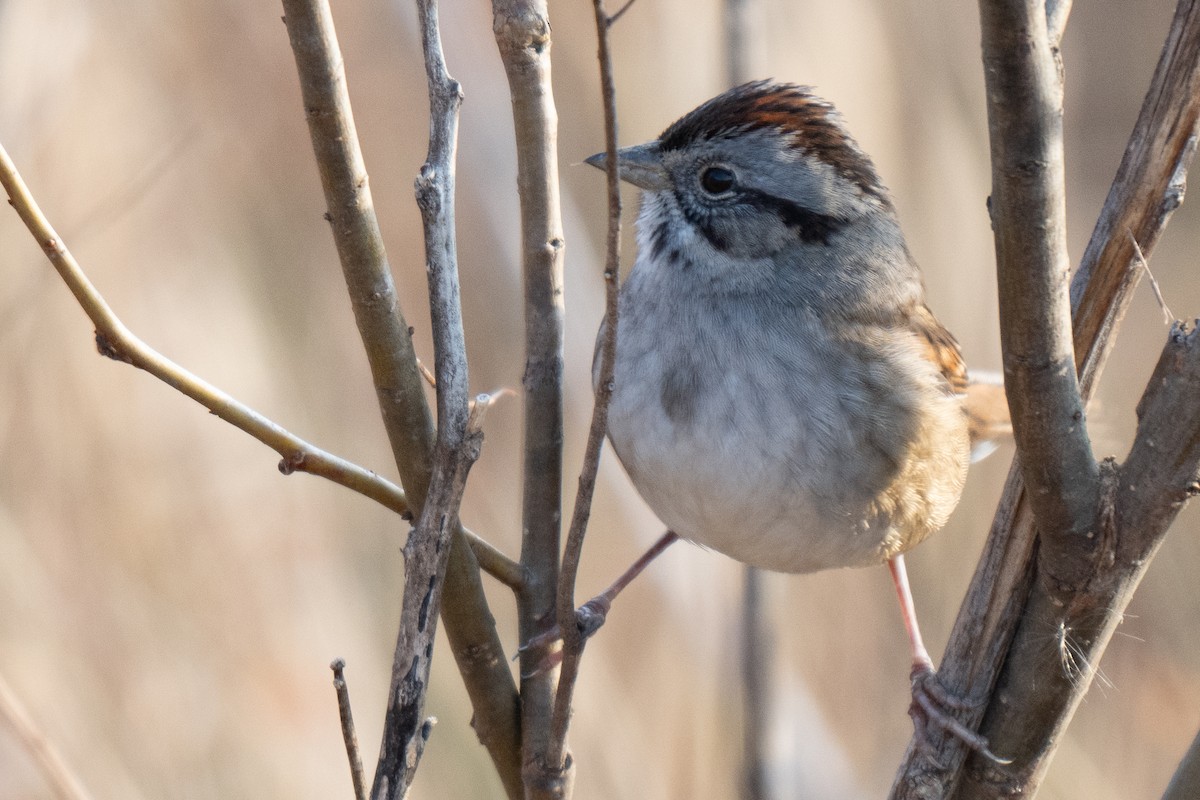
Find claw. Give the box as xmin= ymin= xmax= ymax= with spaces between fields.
xmin=909 ymin=664 xmax=1011 ymax=765
xmin=514 ymin=532 xmax=680 ymax=678
xmin=515 ymin=596 xmax=616 ymax=678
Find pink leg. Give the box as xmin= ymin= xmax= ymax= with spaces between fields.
xmin=888 ymin=554 xmax=933 ymax=672
xmin=887 ymin=555 xmax=1010 ymax=764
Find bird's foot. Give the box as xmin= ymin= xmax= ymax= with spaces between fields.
xmin=516 ymin=595 xmax=614 ymax=678
xmin=909 ymin=662 xmax=1011 ymax=766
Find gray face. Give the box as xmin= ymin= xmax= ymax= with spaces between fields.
xmin=588 ymin=82 xmax=921 ymax=311
xmin=651 ymin=128 xmax=865 ymax=260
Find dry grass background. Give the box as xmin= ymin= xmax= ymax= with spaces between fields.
xmin=1 ymin=0 xmax=1198 ymax=798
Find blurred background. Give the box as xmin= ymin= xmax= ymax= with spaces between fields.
xmin=1 ymin=0 xmax=1198 ymax=797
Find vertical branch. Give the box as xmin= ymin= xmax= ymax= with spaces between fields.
xmin=542 ymin=0 xmax=623 ymax=786
xmin=981 ymin=0 xmax=1098 ymax=549
xmin=280 ymin=3 xmax=522 ymax=796
xmin=490 ymin=2 xmax=567 ymax=795
xmin=738 ymin=568 xmax=770 ymax=800
xmin=369 ymin=1 xmax=485 ymax=796
xmin=330 ymin=660 xmax=368 ymax=800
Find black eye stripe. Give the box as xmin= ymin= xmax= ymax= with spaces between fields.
xmin=739 ymin=189 xmax=846 ymax=246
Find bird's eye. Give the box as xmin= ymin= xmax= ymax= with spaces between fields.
xmin=699 ymin=166 xmax=736 ymax=195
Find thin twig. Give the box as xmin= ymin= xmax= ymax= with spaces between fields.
xmin=330 ymin=659 xmax=367 ymax=800
xmin=468 ymin=529 xmax=528 ymax=590
xmin=1128 ymin=231 xmax=1174 ymax=324
xmin=281 ymin=2 xmax=521 ymax=792
xmin=282 ymin=0 xmax=435 ymax=502
xmin=607 ymin=0 xmax=639 ymax=26
xmin=739 ymin=567 xmax=770 ymax=800
xmin=1 ymin=133 xmax=526 ymax=602
xmin=0 ymin=671 xmax=95 ymax=800
xmin=0 ymin=141 xmax=415 ymax=520
xmin=546 ymin=0 xmax=623 ymax=771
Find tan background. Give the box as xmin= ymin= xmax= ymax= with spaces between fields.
xmin=1 ymin=0 xmax=1198 ymax=798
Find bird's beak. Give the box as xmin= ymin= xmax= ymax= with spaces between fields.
xmin=585 ymin=141 xmax=669 ymax=191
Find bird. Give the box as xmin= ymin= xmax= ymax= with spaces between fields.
xmin=580 ymin=80 xmax=1009 ymax=760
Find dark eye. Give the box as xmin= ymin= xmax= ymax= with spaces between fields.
xmin=699 ymin=166 xmax=736 ymax=195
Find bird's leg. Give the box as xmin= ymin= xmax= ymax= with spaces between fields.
xmin=887 ymin=554 xmax=1010 ymax=764
xmin=519 ymin=531 xmax=680 ymax=676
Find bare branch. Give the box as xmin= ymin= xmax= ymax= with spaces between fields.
xmin=490 ymin=2 xmax=567 ymax=796
xmin=739 ymin=567 xmax=771 ymax=800
xmin=1128 ymin=232 xmax=1174 ymax=324
xmin=467 ymin=529 xmax=528 ymax=591
xmin=543 ymin=0 xmax=624 ymax=780
xmin=951 ymin=325 xmax=1200 ymax=798
xmin=606 ymin=0 xmax=639 ymax=26
xmin=893 ymin=2 xmax=1200 ymax=795
xmin=280 ymin=2 xmax=521 ymax=792
xmin=368 ymin=0 xmax=484 ymax=793
xmin=981 ymin=0 xmax=1098 ymax=555
xmin=0 ymin=671 xmax=94 ymax=800
xmin=330 ymin=659 xmax=367 ymax=800
xmin=1118 ymin=323 xmax=1200 ymax=547
xmin=0 ymin=140 xmax=414 ymax=520
xmin=1045 ymin=0 xmax=1071 ymax=46
xmin=1070 ymin=0 xmax=1200 ymax=396
xmin=281 ymin=0 xmax=435 ymax=504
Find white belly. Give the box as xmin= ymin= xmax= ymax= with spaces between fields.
xmin=602 ymin=284 xmax=967 ymax=575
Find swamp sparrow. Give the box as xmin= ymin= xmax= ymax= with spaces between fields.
xmin=586 ymin=81 xmax=1008 ymax=758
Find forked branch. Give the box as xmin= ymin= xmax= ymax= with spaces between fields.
xmin=891 ymin=1 xmax=1200 ymax=795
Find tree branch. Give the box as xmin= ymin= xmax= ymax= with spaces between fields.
xmin=1070 ymin=0 xmax=1200 ymax=395
xmin=0 ymin=140 xmax=415 ymax=520
xmin=490 ymin=2 xmax=568 ymax=796
xmin=281 ymin=0 xmax=434 ymax=504
xmin=982 ymin=0 xmax=1098 ymax=558
xmin=368 ymin=0 xmax=487 ymax=794
xmin=892 ymin=1 xmax=1200 ymax=795
xmin=543 ymin=0 xmax=623 ymax=784
xmin=951 ymin=325 xmax=1200 ymax=799
xmin=330 ymin=659 xmax=368 ymax=800
xmin=280 ymin=3 xmax=522 ymax=794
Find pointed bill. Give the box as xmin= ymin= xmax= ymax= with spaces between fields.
xmin=584 ymin=142 xmax=670 ymax=191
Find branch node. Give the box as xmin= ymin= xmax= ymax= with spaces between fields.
xmin=94 ymin=331 xmax=131 ymax=363
xmin=278 ymin=451 xmax=305 ymax=475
